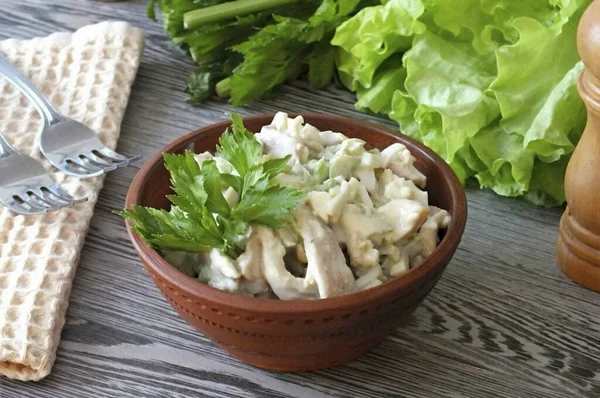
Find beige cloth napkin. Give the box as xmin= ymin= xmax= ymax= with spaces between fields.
xmin=0 ymin=21 xmax=144 ymax=381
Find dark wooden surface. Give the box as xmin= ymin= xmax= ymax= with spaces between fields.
xmin=1 ymin=1 xmax=599 ymax=397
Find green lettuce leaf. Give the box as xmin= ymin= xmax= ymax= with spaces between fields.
xmin=403 ymin=31 xmax=500 ymax=162
xmin=332 ymin=0 xmax=426 ymax=90
xmin=355 ymin=55 xmax=406 ymax=115
xmin=470 ymin=125 xmax=535 ymax=196
xmin=389 ymin=90 xmax=420 ymax=139
xmin=332 ymin=0 xmax=592 ymax=206
xmin=523 ymin=61 xmax=586 ymax=162
xmin=524 ymin=155 xmax=571 ymax=206
xmin=489 ymin=14 xmax=582 ymax=138
xmin=426 ymin=0 xmax=501 ymax=53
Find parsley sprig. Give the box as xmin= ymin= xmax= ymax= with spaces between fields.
xmin=121 ymin=114 xmax=305 ymax=258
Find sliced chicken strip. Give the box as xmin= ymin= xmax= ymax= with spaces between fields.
xmin=256 ymin=119 xmax=309 ymax=165
xmin=299 ymin=123 xmax=325 ymax=152
xmin=383 ymin=175 xmax=428 ymax=206
xmin=377 ymin=199 xmax=429 ymax=242
xmin=255 ymin=127 xmax=298 ymax=160
xmin=346 ymin=233 xmax=380 ymax=269
xmin=381 ymin=143 xmax=426 ymax=188
xmin=340 ymin=204 xmax=391 ymax=239
xmin=236 ymin=232 xmax=264 ymax=281
xmin=327 ymin=178 xmax=360 ymax=222
xmin=296 ymin=207 xmax=357 ymax=298
xmin=255 ymin=226 xmax=318 ymax=300
xmin=418 ymin=207 xmax=451 ymax=256
xmin=355 ymin=264 xmax=383 ymax=290
xmin=355 ymin=166 xmax=377 ymax=193
xmin=235 ymin=231 xmax=271 ymax=296
xmin=276 ymin=226 xmax=298 ymax=248
xmin=210 ymin=249 xmax=241 ymax=279
xmin=320 ymin=131 xmax=348 ymax=146
xmin=193 ymin=151 xmax=213 ymax=166
xmin=270 ymin=111 xmax=290 ymax=131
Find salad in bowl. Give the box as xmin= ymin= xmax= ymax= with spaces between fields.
xmin=122 ymin=112 xmax=450 ymax=300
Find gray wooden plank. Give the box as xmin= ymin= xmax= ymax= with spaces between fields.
xmin=1 ymin=1 xmax=600 ymax=397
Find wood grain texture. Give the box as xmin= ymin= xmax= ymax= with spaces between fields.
xmin=1 ymin=1 xmax=599 ymax=397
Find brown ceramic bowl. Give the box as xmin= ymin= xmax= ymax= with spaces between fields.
xmin=125 ymin=113 xmax=467 ymax=371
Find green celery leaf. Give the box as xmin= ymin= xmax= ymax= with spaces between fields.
xmin=308 ymin=41 xmax=336 ymax=88
xmin=180 ymin=13 xmax=269 ymax=62
xmin=200 ymin=160 xmax=231 ymax=216
xmin=147 ymin=0 xmax=158 ymax=20
xmin=233 ymin=186 xmax=306 ymax=228
xmin=228 ymin=19 xmax=314 ymax=105
xmin=121 ymin=115 xmax=305 ymax=256
xmin=120 ymin=205 xmax=225 ymax=252
xmin=242 ymin=165 xmax=270 ymax=197
xmin=164 ymin=152 xmax=208 ymax=210
xmin=220 ymin=173 xmax=243 ymax=192
xmin=261 ymin=156 xmax=290 ymax=178
xmin=227 ymin=0 xmax=365 ymax=105
xmin=186 ymin=70 xmax=227 ymax=104
xmin=217 ymin=114 xmax=262 ymax=176
xmin=218 ymin=215 xmax=248 ymax=248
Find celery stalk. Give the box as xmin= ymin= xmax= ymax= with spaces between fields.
xmin=216 ymin=77 xmax=232 ymax=99
xmin=184 ymin=0 xmax=302 ymax=30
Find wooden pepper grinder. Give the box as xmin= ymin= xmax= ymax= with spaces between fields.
xmin=557 ymin=0 xmax=600 ymax=292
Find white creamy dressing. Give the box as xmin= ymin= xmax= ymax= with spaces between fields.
xmin=168 ymin=113 xmax=450 ymax=300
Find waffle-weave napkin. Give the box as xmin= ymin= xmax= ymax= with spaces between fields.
xmin=0 ymin=21 xmax=144 ymax=381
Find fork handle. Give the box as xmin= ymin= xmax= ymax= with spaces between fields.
xmin=0 ymin=53 xmax=62 ymax=125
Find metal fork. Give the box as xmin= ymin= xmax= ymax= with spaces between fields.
xmin=0 ymin=53 xmax=140 ymax=179
xmin=0 ymin=132 xmax=86 ymax=215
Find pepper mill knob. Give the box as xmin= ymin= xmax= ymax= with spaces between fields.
xmin=557 ymin=0 xmax=600 ymax=292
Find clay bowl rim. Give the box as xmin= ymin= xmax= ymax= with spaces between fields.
xmin=125 ymin=113 xmax=467 ymax=315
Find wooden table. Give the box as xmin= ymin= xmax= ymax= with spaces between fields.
xmin=1 ymin=1 xmax=599 ymax=397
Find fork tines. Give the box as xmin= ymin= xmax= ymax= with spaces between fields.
xmin=63 ymin=148 xmax=140 ymax=178
xmin=7 ymin=185 xmax=87 ymax=215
